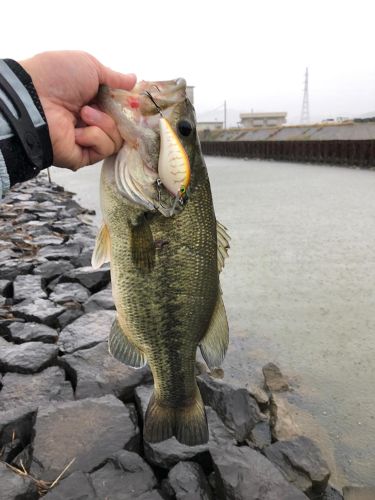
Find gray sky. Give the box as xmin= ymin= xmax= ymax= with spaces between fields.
xmin=2 ymin=0 xmax=375 ymax=125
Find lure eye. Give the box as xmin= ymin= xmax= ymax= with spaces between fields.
xmin=180 ymin=186 xmax=186 ymax=195
xmin=177 ymin=119 xmax=193 ymax=137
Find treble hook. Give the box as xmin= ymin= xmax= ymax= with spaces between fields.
xmin=143 ymin=91 xmax=163 ymax=116
xmin=156 ymin=178 xmax=170 ymax=210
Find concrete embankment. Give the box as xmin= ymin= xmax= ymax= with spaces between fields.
xmin=200 ymin=121 xmax=375 ymax=167
xmin=0 ymin=175 xmax=365 ymax=499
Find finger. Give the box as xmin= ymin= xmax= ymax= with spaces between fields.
xmin=80 ymin=106 xmax=123 ymax=152
xmin=97 ymin=62 xmax=137 ymax=91
xmin=75 ymin=126 xmax=117 ymax=165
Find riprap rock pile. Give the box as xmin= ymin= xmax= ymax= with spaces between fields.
xmin=0 ymin=177 xmax=343 ymax=499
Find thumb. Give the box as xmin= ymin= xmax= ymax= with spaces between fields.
xmin=97 ymin=62 xmax=137 ymax=91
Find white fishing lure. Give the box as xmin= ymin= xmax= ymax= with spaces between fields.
xmin=158 ymin=117 xmax=191 ymax=199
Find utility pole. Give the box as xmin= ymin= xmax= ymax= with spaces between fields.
xmin=224 ymin=100 xmax=227 ymax=129
xmin=300 ymin=67 xmax=310 ymax=124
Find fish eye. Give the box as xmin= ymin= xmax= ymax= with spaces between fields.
xmin=177 ymin=119 xmax=193 ymax=137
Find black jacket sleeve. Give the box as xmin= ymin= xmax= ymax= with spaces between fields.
xmin=0 ymin=59 xmax=53 ymax=197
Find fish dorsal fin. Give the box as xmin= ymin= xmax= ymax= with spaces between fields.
xmin=109 ymin=317 xmax=147 ymax=369
xmin=199 ymin=294 xmax=229 ymax=369
xmin=92 ymin=222 xmax=111 ymax=269
xmin=217 ymin=220 xmax=230 ymax=273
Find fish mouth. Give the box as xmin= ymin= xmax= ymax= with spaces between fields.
xmin=105 ymin=78 xmax=187 ymax=117
xmin=99 ymin=79 xmax=190 ymax=217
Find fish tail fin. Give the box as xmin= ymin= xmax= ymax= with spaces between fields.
xmin=174 ymin=390 xmax=208 ymax=446
xmin=144 ymin=389 xmax=208 ymax=446
xmin=144 ymin=391 xmax=175 ymax=443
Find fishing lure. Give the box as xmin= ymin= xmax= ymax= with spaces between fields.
xmin=144 ymin=91 xmax=191 ymax=214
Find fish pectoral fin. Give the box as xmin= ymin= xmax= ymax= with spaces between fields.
xmin=131 ymin=219 xmax=155 ymax=272
xmin=199 ymin=294 xmax=229 ymax=369
xmin=217 ymin=220 xmax=230 ymax=273
xmin=109 ymin=317 xmax=147 ymax=368
xmin=92 ymin=222 xmax=111 ymax=269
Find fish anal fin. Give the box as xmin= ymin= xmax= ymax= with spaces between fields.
xmin=92 ymin=222 xmax=111 ymax=269
xmin=109 ymin=317 xmax=147 ymax=369
xmin=144 ymin=388 xmax=208 ymax=446
xmin=216 ymin=220 xmax=230 ymax=273
xmin=131 ymin=219 xmax=155 ymax=272
xmin=199 ymin=294 xmax=229 ymax=369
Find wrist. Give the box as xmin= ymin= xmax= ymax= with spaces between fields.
xmin=0 ymin=59 xmax=53 ymax=185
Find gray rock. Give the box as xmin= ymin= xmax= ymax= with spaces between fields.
xmin=168 ymin=461 xmax=213 ymax=499
xmin=269 ymin=394 xmax=300 ymax=441
xmin=264 ymin=436 xmax=330 ymax=494
xmin=0 ymin=260 xmax=33 ymax=280
xmin=31 ymin=234 xmax=65 ymax=245
xmin=51 ymin=220 xmax=83 ymax=235
xmin=0 ymin=406 xmax=36 ymax=455
xmin=58 ymin=310 xmax=115 ymax=353
xmin=262 ymin=362 xmax=289 ymax=392
xmin=15 ymin=213 xmax=35 ymax=224
xmin=8 ymin=322 xmax=58 ymax=343
xmin=83 ymin=286 xmax=115 ymax=312
xmin=30 ymin=395 xmax=140 ymax=481
xmin=49 ymin=282 xmax=90 ymax=304
xmin=31 ymin=191 xmax=55 ymax=202
xmin=210 ymin=444 xmax=308 ymax=500
xmin=71 ymin=247 xmax=95 ymax=267
xmin=0 ymin=248 xmax=17 ymax=261
xmin=0 ymin=339 xmax=58 ymax=373
xmin=0 ymin=367 xmax=73 ymax=410
xmin=8 ymin=192 xmax=32 ymax=202
xmin=343 ymin=486 xmax=375 ymax=500
xmin=197 ymin=374 xmax=262 ymax=441
xmin=135 ymin=492 xmax=164 ymax=500
xmin=90 ymin=450 xmax=157 ymax=499
xmin=321 ymin=486 xmax=344 ymax=499
xmin=56 ymin=307 xmax=84 ymax=329
xmin=135 ymin=385 xmax=234 ymax=468
xmin=0 ymin=279 xmax=12 ymax=298
xmin=11 ymin=443 xmax=33 ymax=471
xmin=60 ymin=266 xmax=111 ymax=292
xmin=61 ymin=342 xmax=151 ymax=400
xmin=208 ymin=367 xmax=224 ymax=379
xmin=43 ymin=471 xmax=96 ymax=500
xmin=248 ymin=420 xmax=272 ymax=449
xmin=33 ymin=260 xmax=74 ymax=281
xmin=247 ymin=383 xmax=270 ymax=406
xmin=0 ymin=462 xmax=38 ymax=500
xmin=12 ymin=298 xmax=65 ymax=327
xmin=38 ymin=243 xmax=81 ymax=260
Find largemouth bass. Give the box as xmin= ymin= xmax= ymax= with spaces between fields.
xmin=92 ymin=79 xmax=230 ymax=446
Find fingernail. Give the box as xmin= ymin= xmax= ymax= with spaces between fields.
xmin=83 ymin=106 xmax=101 ymax=122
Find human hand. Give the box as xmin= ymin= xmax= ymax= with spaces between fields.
xmin=20 ymin=51 xmax=136 ymax=170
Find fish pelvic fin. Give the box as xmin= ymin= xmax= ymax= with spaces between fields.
xmin=92 ymin=222 xmax=111 ymax=269
xmin=144 ymin=389 xmax=208 ymax=446
xmin=199 ymin=293 xmax=229 ymax=369
xmin=216 ymin=220 xmax=230 ymax=273
xmin=131 ymin=219 xmax=155 ymax=272
xmin=109 ymin=317 xmax=147 ymax=368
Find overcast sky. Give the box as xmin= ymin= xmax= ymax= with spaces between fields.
xmin=2 ymin=0 xmax=375 ymax=125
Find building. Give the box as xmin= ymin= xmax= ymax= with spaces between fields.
xmin=197 ymin=121 xmax=224 ymax=132
xmin=240 ymin=112 xmax=287 ymax=128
